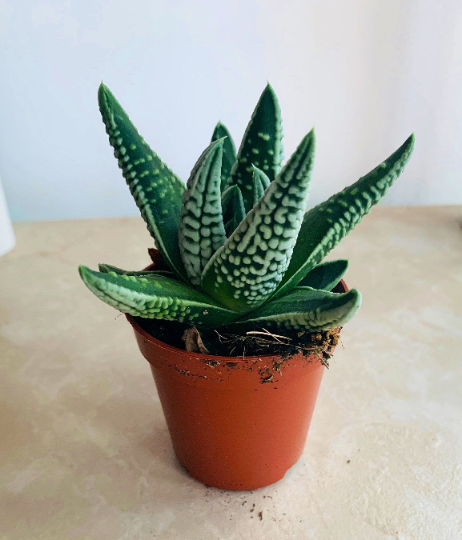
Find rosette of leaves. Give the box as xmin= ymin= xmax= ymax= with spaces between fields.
xmin=79 ymin=83 xmax=414 ymax=334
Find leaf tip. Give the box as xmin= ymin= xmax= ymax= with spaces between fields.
xmin=262 ymin=81 xmax=278 ymax=102
xmin=97 ymin=82 xmax=115 ymax=117
xmin=346 ymin=288 xmax=362 ymax=311
xmin=78 ymin=265 xmax=93 ymax=284
xmin=401 ymin=132 xmax=415 ymax=155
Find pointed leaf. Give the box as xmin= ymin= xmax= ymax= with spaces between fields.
xmin=251 ymin=165 xmax=269 ymax=206
xmin=201 ymin=129 xmax=316 ymax=312
xmin=98 ymin=84 xmax=187 ymax=280
xmin=211 ymin=122 xmax=237 ymax=190
xmin=297 ymin=259 xmax=348 ymax=291
xmin=274 ymin=134 xmax=415 ymax=299
xmin=228 ymin=84 xmax=284 ymax=212
xmin=178 ymin=139 xmax=227 ymax=286
xmin=252 ymin=164 xmax=271 ymax=189
xmin=98 ymin=263 xmax=174 ymax=278
xmin=79 ymin=266 xmax=239 ymax=328
xmin=221 ymin=185 xmax=246 ymax=235
xmin=227 ymin=286 xmax=361 ymax=332
xmin=224 ymin=217 xmax=239 ymax=237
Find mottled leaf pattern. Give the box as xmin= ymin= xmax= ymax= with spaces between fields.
xmin=81 ymin=82 xmax=415 ymax=334
xmin=201 ymin=130 xmax=315 ymax=312
xmin=228 ymin=84 xmax=284 ymax=212
xmin=98 ymin=84 xmax=187 ymax=280
xmin=79 ymin=266 xmax=239 ymax=327
xmin=273 ymin=134 xmax=415 ymax=299
xmin=178 ymin=140 xmax=226 ymax=286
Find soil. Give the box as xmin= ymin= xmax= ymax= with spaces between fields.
xmin=134 ymin=316 xmax=340 ymax=364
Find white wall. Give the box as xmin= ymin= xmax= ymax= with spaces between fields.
xmin=1 ymin=0 xmax=461 ymax=221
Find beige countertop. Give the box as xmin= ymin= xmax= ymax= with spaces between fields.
xmin=1 ymin=206 xmax=462 ymax=540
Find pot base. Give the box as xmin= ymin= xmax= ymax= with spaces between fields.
xmin=180 ymin=451 xmax=303 ymax=491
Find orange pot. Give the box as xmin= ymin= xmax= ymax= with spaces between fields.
xmin=126 ymin=279 xmax=346 ymax=491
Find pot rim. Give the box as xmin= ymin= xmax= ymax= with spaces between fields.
xmin=126 ymin=278 xmax=348 ymax=364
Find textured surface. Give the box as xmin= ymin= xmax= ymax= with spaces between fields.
xmin=202 ymin=131 xmax=315 ymax=312
xmin=98 ymin=84 xmax=187 ymax=281
xmin=1 ymin=207 xmax=462 ymax=540
xmin=228 ymin=84 xmax=284 ymax=212
xmin=79 ymin=267 xmax=238 ymax=327
xmin=275 ymin=134 xmax=414 ymax=299
xmin=178 ymin=140 xmax=226 ymax=285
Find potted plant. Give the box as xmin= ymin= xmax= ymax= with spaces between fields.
xmin=79 ymin=83 xmax=414 ymax=490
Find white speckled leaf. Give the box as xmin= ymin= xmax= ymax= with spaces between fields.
xmin=79 ymin=266 xmax=239 ymax=327
xmin=201 ymin=129 xmax=315 ymax=312
xmin=273 ymin=134 xmax=415 ymax=300
xmin=98 ymin=84 xmax=187 ymax=281
xmin=228 ymin=84 xmax=284 ymax=212
xmin=178 ymin=139 xmax=226 ymax=286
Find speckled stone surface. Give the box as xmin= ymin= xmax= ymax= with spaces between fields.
xmin=1 ymin=206 xmax=461 ymax=540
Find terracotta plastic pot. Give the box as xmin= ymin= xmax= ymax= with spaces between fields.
xmin=127 ymin=270 xmax=346 ymax=491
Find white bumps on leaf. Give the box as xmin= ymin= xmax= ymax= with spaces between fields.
xmin=201 ymin=130 xmax=315 ymax=312
xmin=178 ymin=140 xmax=227 ymax=286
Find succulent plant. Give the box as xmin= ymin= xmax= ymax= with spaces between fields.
xmin=79 ymin=83 xmax=414 ymax=334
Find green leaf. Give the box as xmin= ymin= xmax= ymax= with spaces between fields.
xmin=227 ymin=286 xmax=361 ymax=332
xmin=79 ymin=266 xmax=239 ymax=328
xmin=297 ymin=259 xmax=348 ymax=291
xmin=252 ymin=164 xmax=271 ymax=189
xmin=98 ymin=83 xmax=187 ymax=281
xmin=201 ymin=129 xmax=316 ymax=312
xmin=274 ymin=134 xmax=415 ymax=299
xmin=224 ymin=216 xmax=241 ymax=237
xmin=221 ymin=185 xmax=246 ymax=236
xmin=98 ymin=263 xmax=174 ymax=278
xmin=251 ymin=165 xmax=270 ymax=206
xmin=228 ymin=84 xmax=284 ymax=212
xmin=178 ymin=139 xmax=227 ymax=286
xmin=211 ymin=122 xmax=237 ymax=190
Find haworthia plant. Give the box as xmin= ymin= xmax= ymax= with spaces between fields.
xmin=80 ymin=82 xmax=414 ymax=335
